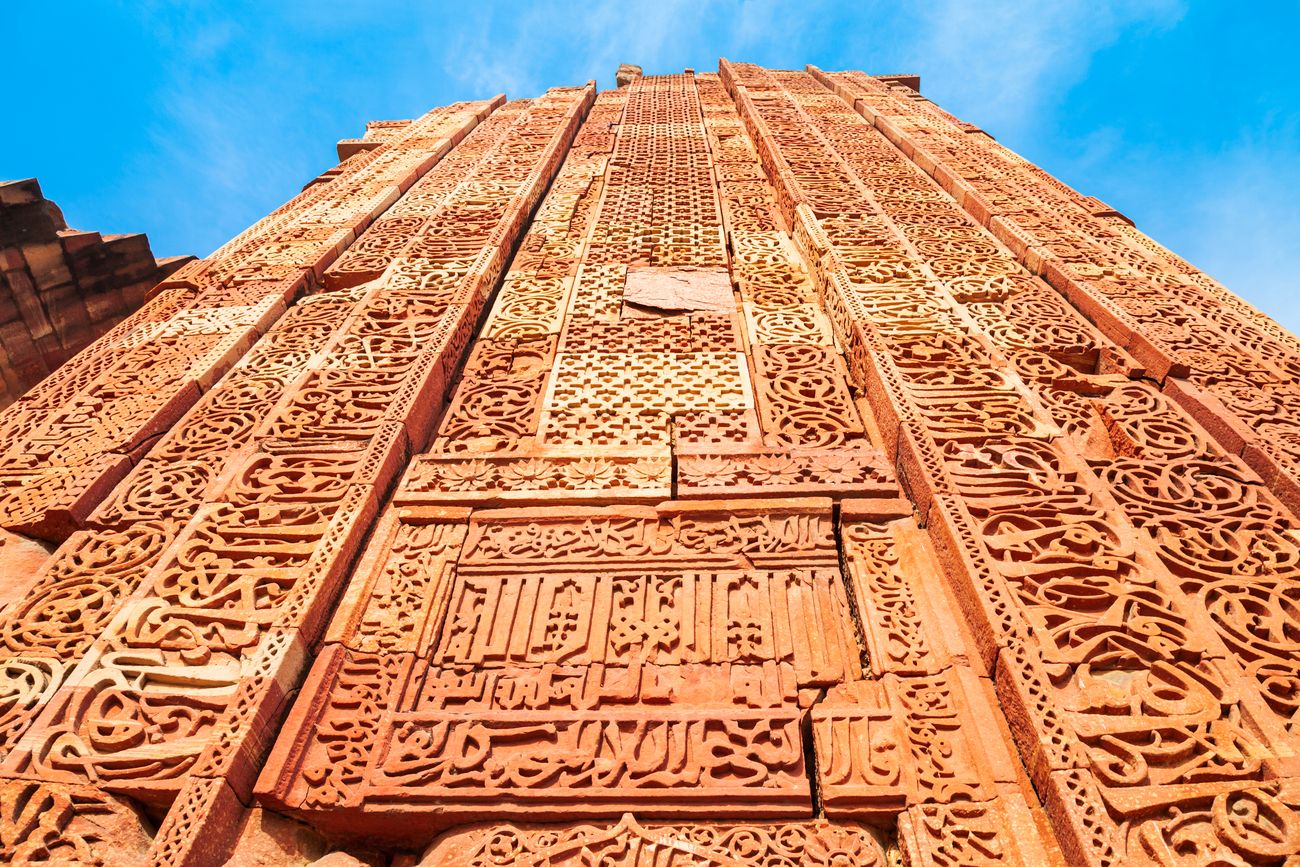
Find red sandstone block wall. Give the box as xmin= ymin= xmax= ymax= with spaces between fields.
xmin=0 ymin=178 xmax=191 ymax=408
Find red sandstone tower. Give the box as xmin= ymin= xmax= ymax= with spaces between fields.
xmin=0 ymin=63 xmax=1297 ymax=865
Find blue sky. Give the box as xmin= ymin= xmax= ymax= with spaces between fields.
xmin=6 ymin=2 xmax=1299 ymax=331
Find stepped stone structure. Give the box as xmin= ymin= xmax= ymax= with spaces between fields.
xmin=0 ymin=178 xmax=192 ymax=409
xmin=0 ymin=61 xmax=1298 ymax=865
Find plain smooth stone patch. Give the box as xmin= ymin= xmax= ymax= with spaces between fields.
xmin=622 ymin=267 xmax=734 ymax=318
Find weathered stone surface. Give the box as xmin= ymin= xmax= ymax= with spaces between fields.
xmin=416 ymin=814 xmax=889 ymax=865
xmin=0 ymin=528 xmax=53 ymax=610
xmin=622 ymin=266 xmax=733 ymax=315
xmin=615 ymin=64 xmax=643 ymax=88
xmin=1 ymin=61 xmax=1297 ymax=867
xmin=224 ymin=808 xmax=384 ymax=867
xmin=0 ymin=178 xmax=193 ymax=409
xmin=0 ymin=779 xmax=154 ymax=865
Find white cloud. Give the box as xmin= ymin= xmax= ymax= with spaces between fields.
xmin=1042 ymin=110 xmax=1300 ymax=335
xmin=1166 ymin=137 xmax=1300 ymax=334
xmin=427 ymin=0 xmax=836 ymax=98
xmin=901 ymin=0 xmax=1185 ymax=139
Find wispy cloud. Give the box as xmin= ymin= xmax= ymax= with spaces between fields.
xmin=900 ymin=0 xmax=1185 ymax=139
xmin=431 ymin=0 xmax=729 ymax=97
xmin=425 ymin=0 xmax=841 ymax=99
xmin=1166 ymin=129 xmax=1300 ymax=333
